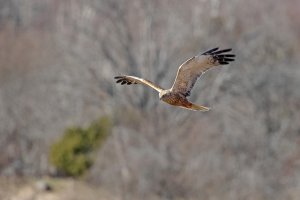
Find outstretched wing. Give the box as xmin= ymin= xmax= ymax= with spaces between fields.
xmin=114 ymin=75 xmax=164 ymax=93
xmin=171 ymin=47 xmax=235 ymax=97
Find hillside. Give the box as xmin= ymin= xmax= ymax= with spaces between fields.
xmin=0 ymin=0 xmax=300 ymax=199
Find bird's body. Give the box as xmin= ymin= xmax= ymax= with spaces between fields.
xmin=159 ymin=90 xmax=189 ymax=107
xmin=114 ymin=48 xmax=235 ymax=111
xmin=158 ymin=90 xmax=206 ymax=111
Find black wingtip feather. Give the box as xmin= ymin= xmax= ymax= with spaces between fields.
xmin=114 ymin=75 xmax=136 ymax=86
xmin=202 ymin=47 xmax=236 ymax=65
xmin=202 ymin=47 xmax=219 ymax=55
xmin=220 ymin=62 xmax=229 ymax=65
xmin=203 ymin=47 xmax=234 ymax=55
xmin=224 ymin=54 xmax=235 ymax=57
xmin=214 ymin=49 xmax=232 ymax=54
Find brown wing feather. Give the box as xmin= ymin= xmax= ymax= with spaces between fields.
xmin=171 ymin=48 xmax=235 ymax=97
xmin=114 ymin=75 xmax=164 ymax=93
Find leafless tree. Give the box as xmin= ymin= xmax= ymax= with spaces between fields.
xmin=0 ymin=0 xmax=300 ymax=199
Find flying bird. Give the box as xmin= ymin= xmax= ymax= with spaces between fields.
xmin=114 ymin=47 xmax=235 ymax=111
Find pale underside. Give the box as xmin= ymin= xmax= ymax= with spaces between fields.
xmin=114 ymin=48 xmax=235 ymax=111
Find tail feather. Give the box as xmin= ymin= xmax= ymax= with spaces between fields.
xmin=189 ymin=103 xmax=210 ymax=111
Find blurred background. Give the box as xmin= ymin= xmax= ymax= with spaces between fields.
xmin=0 ymin=0 xmax=300 ymax=199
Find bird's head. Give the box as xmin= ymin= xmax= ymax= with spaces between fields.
xmin=159 ymin=90 xmax=171 ymax=100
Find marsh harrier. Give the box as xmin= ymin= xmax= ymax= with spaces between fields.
xmin=114 ymin=48 xmax=235 ymax=111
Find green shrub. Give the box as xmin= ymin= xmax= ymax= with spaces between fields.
xmin=50 ymin=116 xmax=111 ymax=177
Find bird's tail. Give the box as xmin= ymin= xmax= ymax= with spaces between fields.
xmin=189 ymin=103 xmax=210 ymax=112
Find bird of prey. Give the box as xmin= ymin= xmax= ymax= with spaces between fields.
xmin=114 ymin=47 xmax=235 ymax=111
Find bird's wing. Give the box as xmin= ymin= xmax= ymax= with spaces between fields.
xmin=171 ymin=47 xmax=235 ymax=97
xmin=114 ymin=75 xmax=164 ymax=93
